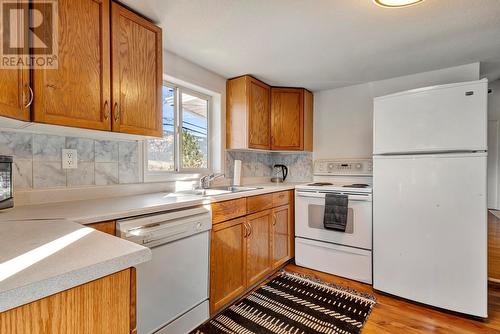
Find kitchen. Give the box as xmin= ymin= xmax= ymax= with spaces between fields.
xmin=0 ymin=0 xmax=499 ymax=333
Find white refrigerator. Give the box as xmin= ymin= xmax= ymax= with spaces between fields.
xmin=372 ymin=79 xmax=488 ymax=317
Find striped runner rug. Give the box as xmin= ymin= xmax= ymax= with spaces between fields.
xmin=192 ymin=271 xmax=376 ymax=334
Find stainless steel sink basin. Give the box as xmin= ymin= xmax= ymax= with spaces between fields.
xmin=174 ymin=186 xmax=262 ymax=197
xmin=209 ymin=186 xmax=263 ymax=192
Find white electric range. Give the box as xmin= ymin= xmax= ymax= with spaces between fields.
xmin=295 ymin=159 xmax=373 ymax=284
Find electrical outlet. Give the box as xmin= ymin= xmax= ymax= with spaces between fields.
xmin=62 ymin=149 xmax=78 ymax=169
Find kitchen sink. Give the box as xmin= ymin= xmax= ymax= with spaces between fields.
xmin=174 ymin=186 xmax=262 ymax=197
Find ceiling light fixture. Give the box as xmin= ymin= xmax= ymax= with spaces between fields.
xmin=374 ymin=0 xmax=424 ymax=8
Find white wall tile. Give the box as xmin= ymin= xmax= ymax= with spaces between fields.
xmin=66 ymin=137 xmax=94 ymax=162
xmin=95 ymin=162 xmax=119 ymax=185
xmin=0 ymin=131 xmax=32 ymax=159
xmin=67 ymin=162 xmax=95 ymax=186
xmin=33 ymin=134 xmax=65 ymax=161
xmin=13 ymin=159 xmax=32 ymax=189
xmin=95 ymin=140 xmax=119 ymax=162
xmin=33 ymin=161 xmax=66 ymax=188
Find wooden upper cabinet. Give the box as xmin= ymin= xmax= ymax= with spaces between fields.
xmin=0 ymin=68 xmax=30 ymax=121
xmin=246 ymin=209 xmax=272 ymax=287
xmin=32 ymin=0 xmax=112 ymax=131
xmin=0 ymin=2 xmax=30 ymax=122
xmin=111 ymin=2 xmax=163 ymax=137
xmin=210 ymin=218 xmax=247 ymax=313
xmin=227 ymin=76 xmax=313 ymax=151
xmin=227 ymin=75 xmax=271 ymax=150
xmin=271 ymin=88 xmax=313 ymax=151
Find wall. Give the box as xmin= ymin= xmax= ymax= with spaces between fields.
xmin=313 ymin=62 xmax=480 ymax=159
xmin=488 ymin=80 xmax=500 ymax=209
xmin=225 ymin=151 xmax=312 ymax=183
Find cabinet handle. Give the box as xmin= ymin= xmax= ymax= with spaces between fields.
xmin=24 ymin=85 xmax=33 ymax=108
xmin=113 ymin=102 xmax=120 ymax=122
xmin=103 ymin=100 xmax=110 ymax=120
xmin=247 ymin=223 xmax=252 ymax=237
xmin=243 ymin=222 xmax=247 ymax=237
xmin=272 ymin=214 xmax=276 ymax=226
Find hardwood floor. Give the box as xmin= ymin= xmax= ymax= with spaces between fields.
xmin=282 ymin=264 xmax=500 ymax=333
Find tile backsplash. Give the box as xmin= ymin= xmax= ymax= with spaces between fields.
xmin=226 ymin=150 xmax=313 ymax=182
xmin=1 ymin=131 xmax=141 ymax=190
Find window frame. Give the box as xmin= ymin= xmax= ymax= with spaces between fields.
xmin=144 ymin=81 xmax=211 ymax=179
xmin=178 ymin=86 xmax=211 ymax=173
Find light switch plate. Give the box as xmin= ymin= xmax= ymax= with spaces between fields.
xmin=62 ymin=149 xmax=78 ymax=169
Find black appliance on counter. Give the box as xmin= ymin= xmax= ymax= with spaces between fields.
xmin=0 ymin=156 xmax=13 ymax=210
xmin=271 ymin=164 xmax=288 ymax=183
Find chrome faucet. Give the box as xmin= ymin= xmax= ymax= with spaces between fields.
xmin=199 ymin=173 xmax=225 ymax=189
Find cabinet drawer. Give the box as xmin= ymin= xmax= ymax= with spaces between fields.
xmin=212 ymin=198 xmax=247 ymax=224
xmin=247 ymin=194 xmax=273 ymax=215
xmin=273 ymin=191 xmax=290 ymax=207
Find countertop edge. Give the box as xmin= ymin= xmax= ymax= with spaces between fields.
xmin=75 ymin=184 xmax=298 ymax=224
xmin=0 ymin=246 xmax=151 ymax=313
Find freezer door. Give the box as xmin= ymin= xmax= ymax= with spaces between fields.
xmin=373 ymin=153 xmax=487 ymax=317
xmin=373 ymin=80 xmax=487 ymax=154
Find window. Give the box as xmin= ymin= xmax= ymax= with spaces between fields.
xmin=146 ymin=82 xmax=211 ymax=173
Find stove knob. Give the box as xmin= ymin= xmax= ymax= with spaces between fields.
xmin=356 ymin=164 xmax=362 ymax=169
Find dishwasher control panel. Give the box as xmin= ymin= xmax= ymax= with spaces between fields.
xmin=116 ymin=206 xmax=211 ymax=248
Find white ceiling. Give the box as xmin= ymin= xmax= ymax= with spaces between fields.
xmin=120 ymin=0 xmax=500 ymax=91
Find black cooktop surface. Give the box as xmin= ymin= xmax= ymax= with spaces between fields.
xmin=342 ymin=184 xmax=370 ymax=188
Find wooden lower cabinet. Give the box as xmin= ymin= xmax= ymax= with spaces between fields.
xmin=210 ymin=191 xmax=294 ymax=314
xmin=210 ymin=218 xmax=247 ymax=313
xmin=88 ymin=220 xmax=117 ymax=235
xmin=272 ymin=204 xmax=292 ymax=269
xmin=489 ymin=212 xmax=500 ymax=281
xmin=246 ymin=210 xmax=273 ymax=287
xmin=0 ymin=268 xmax=136 ymax=334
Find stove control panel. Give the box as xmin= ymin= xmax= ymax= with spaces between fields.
xmin=313 ymin=159 xmax=373 ymax=176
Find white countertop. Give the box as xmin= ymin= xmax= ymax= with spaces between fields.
xmin=0 ymin=183 xmax=298 ymax=224
xmin=0 ymin=219 xmax=151 ymax=312
xmin=0 ymin=183 xmax=298 ymax=312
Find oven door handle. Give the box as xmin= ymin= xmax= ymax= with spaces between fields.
xmin=296 ymin=192 xmax=371 ymax=202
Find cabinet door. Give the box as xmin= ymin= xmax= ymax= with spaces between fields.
xmin=248 ymin=78 xmax=270 ymax=149
xmin=0 ymin=1 xmax=30 ymax=121
xmin=32 ymin=0 xmax=111 ymax=130
xmin=0 ymin=269 xmax=133 ymax=334
xmin=210 ymin=218 xmax=247 ymax=313
xmin=246 ymin=210 xmax=272 ymax=287
xmin=271 ymin=88 xmax=303 ymax=150
xmin=111 ymin=3 xmax=163 ymax=137
xmin=272 ymin=205 xmax=292 ymax=269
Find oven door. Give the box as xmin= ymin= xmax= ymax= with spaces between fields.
xmin=295 ymin=190 xmax=372 ymax=250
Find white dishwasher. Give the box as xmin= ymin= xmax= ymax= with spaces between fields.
xmin=117 ymin=206 xmax=211 ymax=334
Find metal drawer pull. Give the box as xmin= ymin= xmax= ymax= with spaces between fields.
xmin=103 ymin=100 xmax=110 ymax=120
xmin=243 ymin=222 xmax=249 ymax=237
xmin=113 ymin=102 xmax=120 ymax=121
xmin=24 ymin=85 xmax=33 ymax=108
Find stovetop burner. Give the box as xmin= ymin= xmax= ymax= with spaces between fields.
xmin=307 ymin=182 xmax=333 ymax=186
xmin=342 ymin=184 xmax=370 ymax=188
